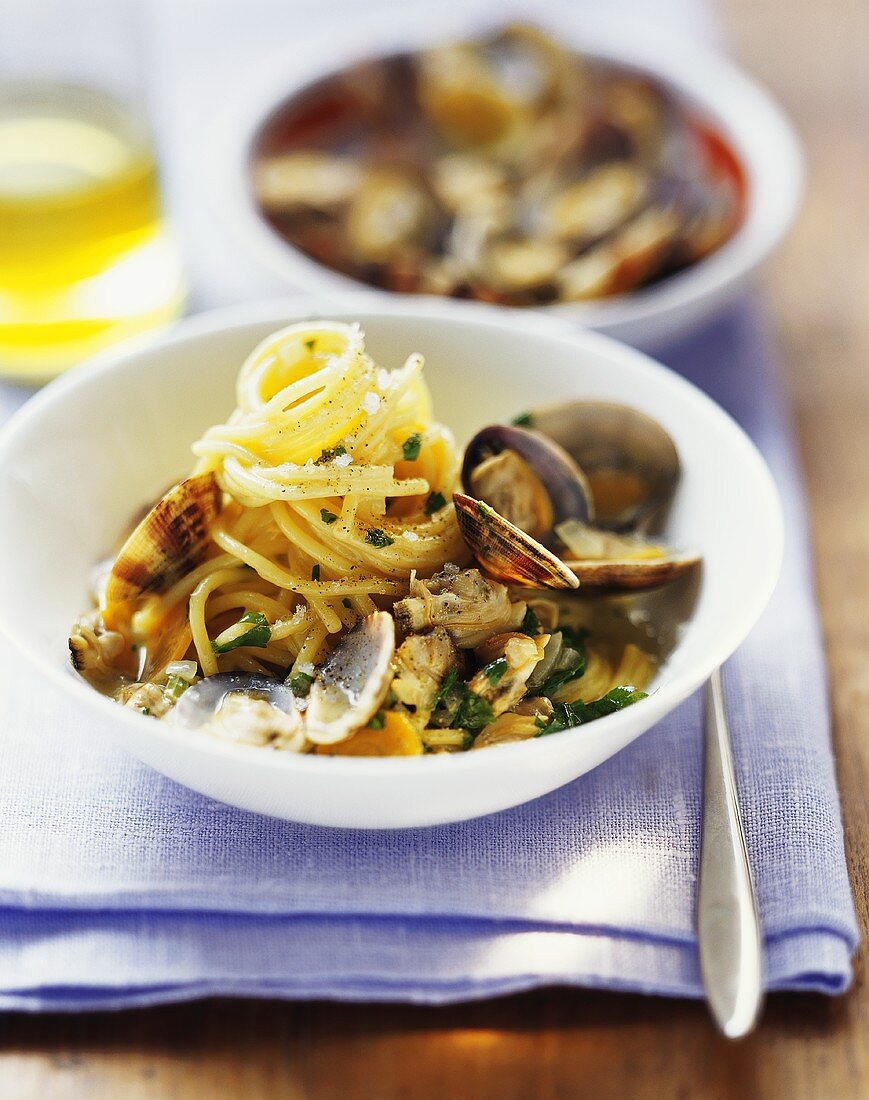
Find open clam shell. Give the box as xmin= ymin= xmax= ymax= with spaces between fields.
xmin=102 ymin=472 xmax=222 ymax=627
xmin=173 ymin=672 xmax=297 ymax=730
xmin=523 ymin=401 xmax=680 ymax=532
xmin=461 ymin=424 xmax=592 ymax=543
xmin=305 ymin=611 xmax=397 ymax=745
xmin=453 ymin=492 xmax=579 ymax=591
xmin=555 ymin=518 xmax=700 ymax=592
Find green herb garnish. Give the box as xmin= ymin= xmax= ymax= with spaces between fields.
xmin=452 ymin=690 xmax=495 ymax=732
xmin=430 ymin=667 xmax=496 ymax=732
xmin=534 ymin=627 xmax=588 ymax=697
xmin=519 ymin=606 xmax=540 ymax=636
xmin=304 ymin=338 xmax=316 ymax=351
xmin=311 ymin=564 xmax=321 ymax=581
xmin=432 ymin=668 xmax=458 ymax=710
xmin=482 ymin=656 xmax=508 ymax=686
xmin=537 ymin=661 xmax=586 ymax=698
xmin=141 ymin=707 xmax=151 ymax=717
xmin=537 ymin=687 xmax=648 ymax=735
xmin=320 ymin=508 xmax=338 ymax=524
xmin=365 ymin=528 xmax=394 ymax=547
xmin=289 ymin=672 xmax=313 ymax=697
xmin=402 ymin=433 xmax=422 ymax=461
xmin=511 ymin=411 xmax=532 ymax=427
xmin=424 ymin=491 xmax=447 ymax=515
xmin=211 ymin=611 xmax=271 ymax=654
xmin=368 ymin=712 xmax=386 ymax=729
xmin=315 ymin=444 xmax=348 ymax=465
xmin=165 ymin=674 xmax=191 ymax=700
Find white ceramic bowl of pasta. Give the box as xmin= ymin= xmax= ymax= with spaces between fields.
xmin=209 ymin=2 xmax=803 ymax=348
xmin=0 ymin=299 xmax=782 ymax=828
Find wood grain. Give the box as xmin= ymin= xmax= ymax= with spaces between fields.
xmin=1 ymin=0 xmax=867 ymax=1095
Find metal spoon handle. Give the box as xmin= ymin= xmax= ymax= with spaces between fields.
xmin=698 ymin=666 xmax=764 ymax=1038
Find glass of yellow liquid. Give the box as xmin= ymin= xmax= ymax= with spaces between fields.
xmin=0 ymin=78 xmax=186 ymax=382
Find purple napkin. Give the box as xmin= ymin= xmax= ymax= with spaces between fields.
xmin=0 ymin=302 xmax=857 ymax=1011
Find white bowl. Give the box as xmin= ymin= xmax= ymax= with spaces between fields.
xmin=0 ymin=299 xmax=782 ymax=828
xmin=208 ymin=3 xmax=803 ymax=349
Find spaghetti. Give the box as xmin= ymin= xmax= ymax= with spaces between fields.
xmin=149 ymin=321 xmax=467 ymax=678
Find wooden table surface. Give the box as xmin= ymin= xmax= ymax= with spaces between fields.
xmin=2 ymin=0 xmax=867 ymax=1095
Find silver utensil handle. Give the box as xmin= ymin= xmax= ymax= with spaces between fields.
xmin=698 ymin=666 xmax=764 ymax=1038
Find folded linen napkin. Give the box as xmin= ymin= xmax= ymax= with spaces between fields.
xmin=0 ymin=303 xmax=857 ymax=1011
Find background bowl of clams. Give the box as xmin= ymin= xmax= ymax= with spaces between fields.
xmin=0 ymin=298 xmax=783 ymax=827
xmin=210 ymin=4 xmax=803 ymax=348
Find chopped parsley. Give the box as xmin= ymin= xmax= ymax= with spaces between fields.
xmin=141 ymin=707 xmax=151 ymax=717
xmin=289 ymin=672 xmax=313 ymax=697
xmin=315 ymin=444 xmax=347 ymax=465
xmin=482 ymin=656 xmax=508 ymax=686
xmin=537 ymin=687 xmax=648 ymax=735
xmin=368 ymin=712 xmax=386 ymax=730
xmin=430 ymin=668 xmax=495 ymax=732
xmin=452 ymin=690 xmax=495 ymax=732
xmin=402 ymin=433 xmax=422 ymax=461
xmin=534 ymin=627 xmax=588 ymax=698
xmin=519 ymin=606 xmax=540 ymax=636
xmin=211 ymin=611 xmax=271 ymax=654
xmin=432 ymin=668 xmax=458 ymax=710
xmin=311 ymin=564 xmax=321 ymax=581
xmin=424 ymin=491 xmax=447 ymax=515
xmin=511 ymin=411 xmax=533 ymax=427
xmin=365 ymin=527 xmax=394 ymax=548
xmin=537 ymin=659 xmax=586 ymax=699
xmin=320 ymin=508 xmax=338 ymax=524
xmin=304 ymin=338 xmax=316 ymax=351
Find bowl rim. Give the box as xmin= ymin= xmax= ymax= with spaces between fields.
xmin=205 ymin=2 xmax=804 ymax=336
xmin=0 ymin=296 xmax=784 ymax=775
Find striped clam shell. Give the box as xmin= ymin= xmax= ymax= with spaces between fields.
xmin=453 ymin=492 xmax=579 ymax=591
xmin=103 ymin=472 xmax=222 ymax=617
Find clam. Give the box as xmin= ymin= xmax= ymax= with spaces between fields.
xmin=483 ymin=236 xmax=571 ymax=293
xmin=173 ymin=672 xmax=306 ymax=750
xmin=457 ymin=404 xmax=699 ymax=595
xmin=431 ymin=153 xmax=510 ymax=216
xmin=101 ymin=473 xmax=222 ymax=630
xmin=254 ymin=152 xmax=363 ymax=214
xmin=556 ymin=204 xmax=682 ymax=301
xmin=521 ymin=402 xmax=680 ymax=533
xmin=344 ymin=169 xmax=437 ymax=264
xmin=137 ymin=603 xmax=194 ymax=682
xmin=603 ymin=75 xmax=676 ymax=163
xmin=540 ymin=161 xmax=648 ymax=245
xmin=452 ymin=492 xmax=579 ymax=591
xmin=555 ymin=518 xmax=700 ymax=592
xmin=461 ymin=423 xmax=592 ymax=541
xmin=173 ymin=672 xmax=297 ymax=730
xmin=416 ymin=42 xmax=529 ymax=151
xmin=305 ymin=611 xmax=396 ymax=745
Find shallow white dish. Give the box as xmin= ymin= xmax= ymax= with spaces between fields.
xmin=0 ymin=299 xmax=782 ymax=828
xmin=209 ymin=2 xmax=803 ymax=349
